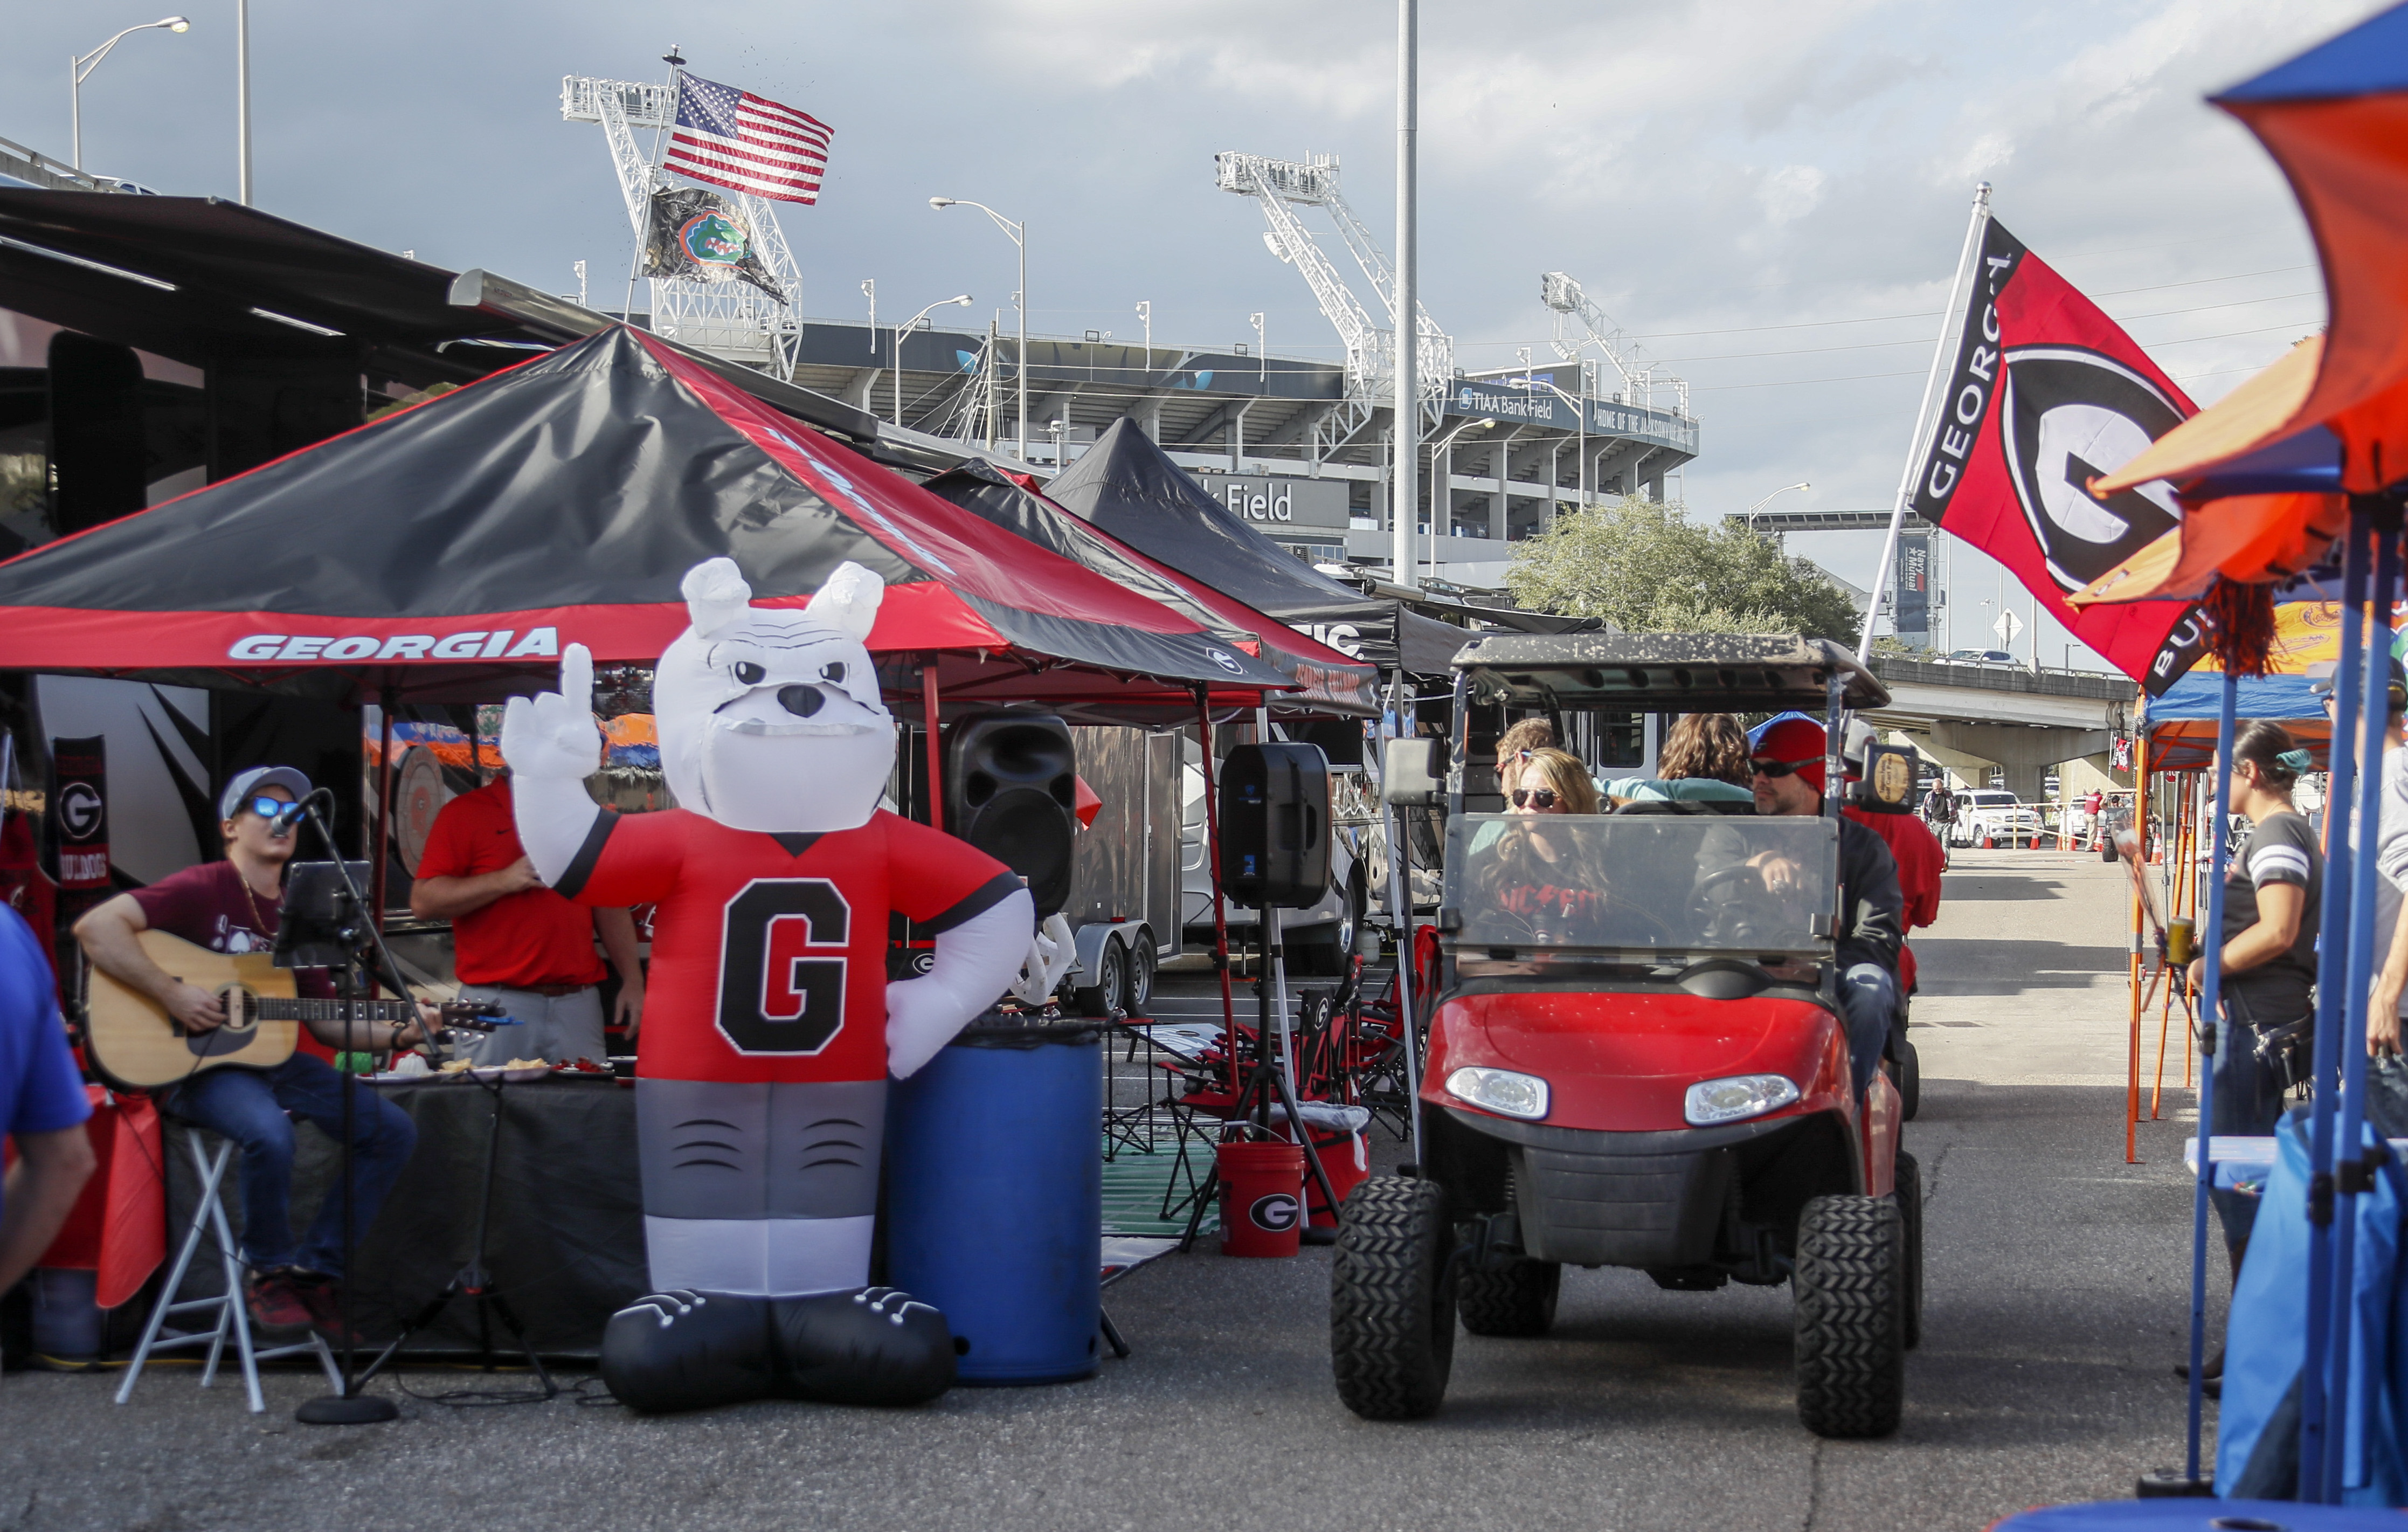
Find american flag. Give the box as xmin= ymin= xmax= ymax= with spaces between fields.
xmin=663 ymin=72 xmax=832 ymax=205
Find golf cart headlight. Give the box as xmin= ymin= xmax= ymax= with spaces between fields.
xmin=1447 ymin=1066 xmax=1549 ymax=1121
xmin=1684 ymin=1074 xmax=1800 ymax=1127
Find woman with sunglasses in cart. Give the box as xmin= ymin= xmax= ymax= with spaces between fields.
xmin=1477 ymin=748 xmax=1604 ymax=940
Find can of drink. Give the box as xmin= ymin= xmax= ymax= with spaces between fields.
xmin=2167 ymin=916 xmax=2195 ymax=967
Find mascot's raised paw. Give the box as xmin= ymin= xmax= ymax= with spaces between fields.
xmin=600 ymin=1289 xmax=773 ymax=1413
xmin=500 ymin=643 xmax=603 ymax=782
xmin=770 ymin=1287 xmax=956 ymax=1406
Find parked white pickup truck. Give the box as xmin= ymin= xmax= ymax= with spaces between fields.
xmin=1949 ymin=789 xmax=2045 ymax=848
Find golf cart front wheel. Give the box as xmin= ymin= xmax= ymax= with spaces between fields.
xmin=1898 ymin=1039 xmax=1921 ymax=1122
xmin=1457 ymin=1257 xmax=1561 ymax=1337
xmin=1792 ymin=1193 xmax=1906 ymax=1439
xmin=1894 ymin=1151 xmax=1924 ymax=1351
xmin=1330 ymin=1175 xmax=1457 ymax=1420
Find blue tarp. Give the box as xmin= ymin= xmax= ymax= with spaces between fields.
xmin=2149 ymin=671 xmax=2324 ymax=722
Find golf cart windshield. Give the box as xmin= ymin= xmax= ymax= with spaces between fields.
xmin=1444 ymin=813 xmax=1838 ymax=962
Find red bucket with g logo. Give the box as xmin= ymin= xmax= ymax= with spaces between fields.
xmin=1217 ymin=1141 xmax=1305 ymax=1257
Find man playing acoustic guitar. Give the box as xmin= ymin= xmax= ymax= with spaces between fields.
xmin=75 ymin=767 xmax=425 ymax=1342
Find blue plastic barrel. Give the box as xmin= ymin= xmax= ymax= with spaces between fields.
xmin=887 ymin=1020 xmax=1102 ymax=1385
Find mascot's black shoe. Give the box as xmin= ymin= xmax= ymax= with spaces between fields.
xmin=601 ymin=1290 xmax=774 ymax=1412
xmin=769 ymin=1287 xmax=957 ymax=1406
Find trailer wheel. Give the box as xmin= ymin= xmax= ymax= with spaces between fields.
xmin=1894 ymin=1152 xmax=1924 ymax=1351
xmin=1122 ymin=937 xmax=1156 ymax=1015
xmin=1792 ymin=1193 xmax=1906 ymax=1439
xmin=1330 ymin=1176 xmax=1456 ymax=1420
xmin=1071 ymin=938 xmax=1128 ymax=1018
xmin=1457 ymin=1258 xmax=1560 ymax=1337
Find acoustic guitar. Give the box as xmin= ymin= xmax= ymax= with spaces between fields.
xmin=85 ymin=929 xmax=485 ymax=1091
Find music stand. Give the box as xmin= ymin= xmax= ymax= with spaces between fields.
xmin=274 ymin=829 xmax=410 ymax=1425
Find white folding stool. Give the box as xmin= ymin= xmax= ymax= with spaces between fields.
xmin=115 ymin=1129 xmax=342 ymax=1414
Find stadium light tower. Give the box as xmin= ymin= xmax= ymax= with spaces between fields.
xmin=932 ymin=197 xmax=1027 ymax=463
xmin=72 ymin=16 xmax=188 ymax=171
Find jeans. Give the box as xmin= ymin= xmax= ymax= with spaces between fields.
xmin=1838 ymin=962 xmax=1898 ymax=1102
xmin=165 ymin=1053 xmax=418 ymax=1278
xmin=2208 ymin=996 xmax=2298 ymax=1251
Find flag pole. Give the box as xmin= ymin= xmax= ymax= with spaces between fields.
xmin=1857 ymin=182 xmax=1992 ymax=660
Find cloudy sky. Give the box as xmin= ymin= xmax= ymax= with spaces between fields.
xmin=6 ymin=0 xmax=2361 ymax=665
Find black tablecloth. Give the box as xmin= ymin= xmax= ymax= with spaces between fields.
xmin=164 ymin=1076 xmax=645 ymax=1359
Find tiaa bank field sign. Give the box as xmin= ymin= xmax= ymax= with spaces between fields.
xmin=1192 ymin=474 xmax=1351 ymax=532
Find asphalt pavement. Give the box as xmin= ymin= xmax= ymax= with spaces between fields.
xmin=0 ymin=846 xmax=2215 ymax=1532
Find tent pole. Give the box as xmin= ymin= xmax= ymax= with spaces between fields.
xmin=1194 ymin=686 xmax=1238 ymax=1095
xmin=2302 ymin=510 xmax=2373 ymax=1502
xmin=2128 ymin=734 xmax=2147 ymax=1165
xmin=1383 ymin=670 xmax=1423 ymax=1168
xmin=2323 ymin=505 xmax=2399 ymax=1498
xmin=371 ymin=686 xmax=395 ymax=934
xmin=2184 ymin=671 xmax=2238 ymax=1487
xmin=922 ymin=656 xmax=944 ymax=831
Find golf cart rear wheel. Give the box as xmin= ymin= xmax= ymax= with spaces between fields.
xmin=1792 ymin=1193 xmax=1906 ymax=1439
xmin=1895 ymin=1152 xmax=1924 ymax=1351
xmin=1330 ymin=1176 xmax=1457 ymax=1420
xmin=1457 ymin=1257 xmax=1560 ymax=1337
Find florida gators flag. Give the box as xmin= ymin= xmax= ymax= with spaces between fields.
xmin=1907 ymin=217 xmax=2204 ymax=693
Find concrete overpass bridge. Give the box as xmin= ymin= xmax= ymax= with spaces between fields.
xmin=1860 ymin=656 xmax=2138 ymax=801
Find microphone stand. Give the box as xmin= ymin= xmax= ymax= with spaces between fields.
xmin=283 ymin=788 xmax=412 ymax=1426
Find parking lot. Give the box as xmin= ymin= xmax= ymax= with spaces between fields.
xmin=0 ymin=846 xmax=2207 ymax=1532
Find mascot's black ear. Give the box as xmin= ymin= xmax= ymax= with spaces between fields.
xmin=682 ymin=558 xmax=755 ymax=640
xmin=811 ymin=561 xmax=884 ymax=644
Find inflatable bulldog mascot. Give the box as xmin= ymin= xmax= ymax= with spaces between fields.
xmin=502 ymin=558 xmax=1029 ymax=1410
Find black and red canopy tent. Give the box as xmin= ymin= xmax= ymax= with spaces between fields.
xmin=1044 ymin=419 xmax=1469 ymax=675
xmin=922 ymin=464 xmax=1379 ymax=716
xmin=0 ymin=326 xmax=1290 ymax=717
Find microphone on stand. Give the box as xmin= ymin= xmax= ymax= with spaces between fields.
xmin=270 ymin=786 xmax=335 ymax=838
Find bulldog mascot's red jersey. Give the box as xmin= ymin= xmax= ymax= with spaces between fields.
xmin=503 ymin=558 xmax=1030 ymax=1411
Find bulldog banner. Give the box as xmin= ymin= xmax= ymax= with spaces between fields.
xmin=1907 ymin=218 xmax=2203 ymax=693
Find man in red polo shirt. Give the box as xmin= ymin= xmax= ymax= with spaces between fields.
xmin=411 ymin=775 xmax=644 ymax=1066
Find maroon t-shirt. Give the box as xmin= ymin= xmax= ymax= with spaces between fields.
xmin=129 ymin=862 xmax=340 ymax=1046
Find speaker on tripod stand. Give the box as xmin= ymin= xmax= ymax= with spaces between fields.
xmin=1221 ymin=742 xmax=1331 ymax=910
xmin=945 ymin=713 xmax=1078 ymax=919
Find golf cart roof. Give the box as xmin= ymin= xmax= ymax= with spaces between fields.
xmin=1448 ymin=632 xmax=1891 ymax=711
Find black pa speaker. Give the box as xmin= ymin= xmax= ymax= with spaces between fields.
xmin=946 ymin=713 xmax=1077 ymax=917
xmin=1221 ymin=742 xmax=1331 ymax=909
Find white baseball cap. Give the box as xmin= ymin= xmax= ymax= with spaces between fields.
xmin=219 ymin=765 xmax=312 ymax=823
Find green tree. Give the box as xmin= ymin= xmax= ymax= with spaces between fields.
xmin=1504 ymin=496 xmax=1862 ymax=641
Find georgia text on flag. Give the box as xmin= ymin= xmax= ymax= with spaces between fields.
xmin=665 ymin=72 xmax=831 ymax=206
xmin=1906 ymin=217 xmax=2203 ymax=693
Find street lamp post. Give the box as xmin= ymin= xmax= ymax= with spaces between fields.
xmin=930 ymin=198 xmax=1026 ymax=463
xmin=1250 ymin=312 xmax=1266 ymax=383
xmin=893 ymin=294 xmax=973 ymax=427
xmin=1745 ymin=481 xmax=1812 ymax=537
xmin=860 ymin=280 xmax=876 ymax=354
xmin=1521 ymin=375 xmax=1587 ymax=520
xmin=1136 ymin=300 xmax=1151 ymax=365
xmin=1425 ymin=416 xmax=1491 ymax=579
xmin=71 ymin=16 xmax=189 ymax=172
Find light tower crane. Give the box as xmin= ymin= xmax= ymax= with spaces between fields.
xmin=561 ymin=74 xmax=805 ymax=379
xmin=1539 ymin=271 xmax=1690 ymax=418
xmin=1215 ymin=152 xmax=1453 ymax=456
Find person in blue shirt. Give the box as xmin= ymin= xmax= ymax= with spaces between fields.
xmin=1 ymin=903 xmax=96 ymax=1294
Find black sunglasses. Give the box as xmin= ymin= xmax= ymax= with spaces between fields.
xmin=1749 ymin=757 xmax=1819 ymax=779
xmin=1509 ymin=788 xmax=1560 ymax=809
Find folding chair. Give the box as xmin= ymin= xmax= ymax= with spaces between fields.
xmin=115 ymin=1127 xmax=341 ymax=1414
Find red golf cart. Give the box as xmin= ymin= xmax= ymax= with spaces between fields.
xmin=1331 ymin=634 xmax=1919 ymax=1439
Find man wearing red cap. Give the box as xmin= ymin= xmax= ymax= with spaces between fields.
xmin=1749 ymin=716 xmax=1906 ymax=1100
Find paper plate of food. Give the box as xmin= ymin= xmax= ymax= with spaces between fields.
xmin=423 ymin=1057 xmax=557 ymax=1083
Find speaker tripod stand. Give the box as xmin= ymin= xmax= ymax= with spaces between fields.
xmin=1179 ymin=907 xmax=1344 ymax=1252
xmin=355 ymin=1075 xmax=556 ymax=1403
